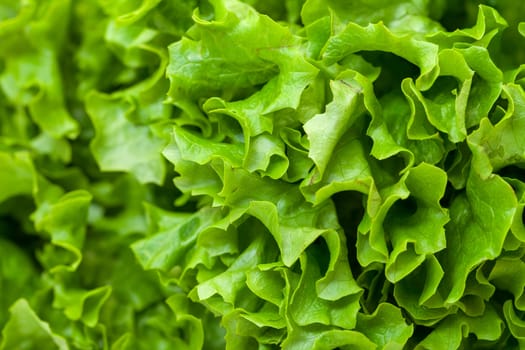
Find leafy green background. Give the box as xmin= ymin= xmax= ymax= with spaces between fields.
xmin=2 ymin=0 xmax=525 ymax=349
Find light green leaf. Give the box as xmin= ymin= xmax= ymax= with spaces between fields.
xmin=32 ymin=190 xmax=92 ymax=272
xmin=384 ymin=163 xmax=449 ymax=282
xmin=356 ymin=303 xmax=414 ymax=350
xmin=468 ymin=84 xmax=525 ymax=179
xmin=1 ymin=299 xmax=69 ymax=350
xmin=416 ymin=306 xmax=504 ymax=350
xmin=322 ymin=21 xmax=439 ymax=90
xmin=438 ymin=171 xmax=517 ymax=303
xmin=53 ymin=285 xmax=111 ymax=327
xmin=0 ymin=151 xmax=33 ymax=203
xmin=304 ymin=73 xmax=364 ymax=178
xmin=86 ymin=92 xmax=167 ymax=185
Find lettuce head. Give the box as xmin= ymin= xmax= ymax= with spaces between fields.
xmin=2 ymin=0 xmax=525 ymax=349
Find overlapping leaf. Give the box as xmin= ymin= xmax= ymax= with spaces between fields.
xmin=3 ymin=0 xmax=525 ymax=349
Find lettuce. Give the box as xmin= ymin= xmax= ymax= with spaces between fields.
xmin=2 ymin=0 xmax=525 ymax=349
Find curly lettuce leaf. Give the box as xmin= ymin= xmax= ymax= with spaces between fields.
xmin=3 ymin=1 xmax=525 ymax=349
xmin=0 ymin=299 xmax=68 ymax=350
xmin=438 ymin=170 xmax=517 ymax=303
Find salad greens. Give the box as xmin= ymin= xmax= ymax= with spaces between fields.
xmin=2 ymin=0 xmax=525 ymax=348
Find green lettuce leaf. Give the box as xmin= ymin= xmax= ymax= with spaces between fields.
xmin=1 ymin=299 xmax=68 ymax=350
xmin=3 ymin=1 xmax=525 ymax=349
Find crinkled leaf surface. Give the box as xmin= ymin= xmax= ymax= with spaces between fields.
xmin=2 ymin=0 xmax=525 ymax=349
